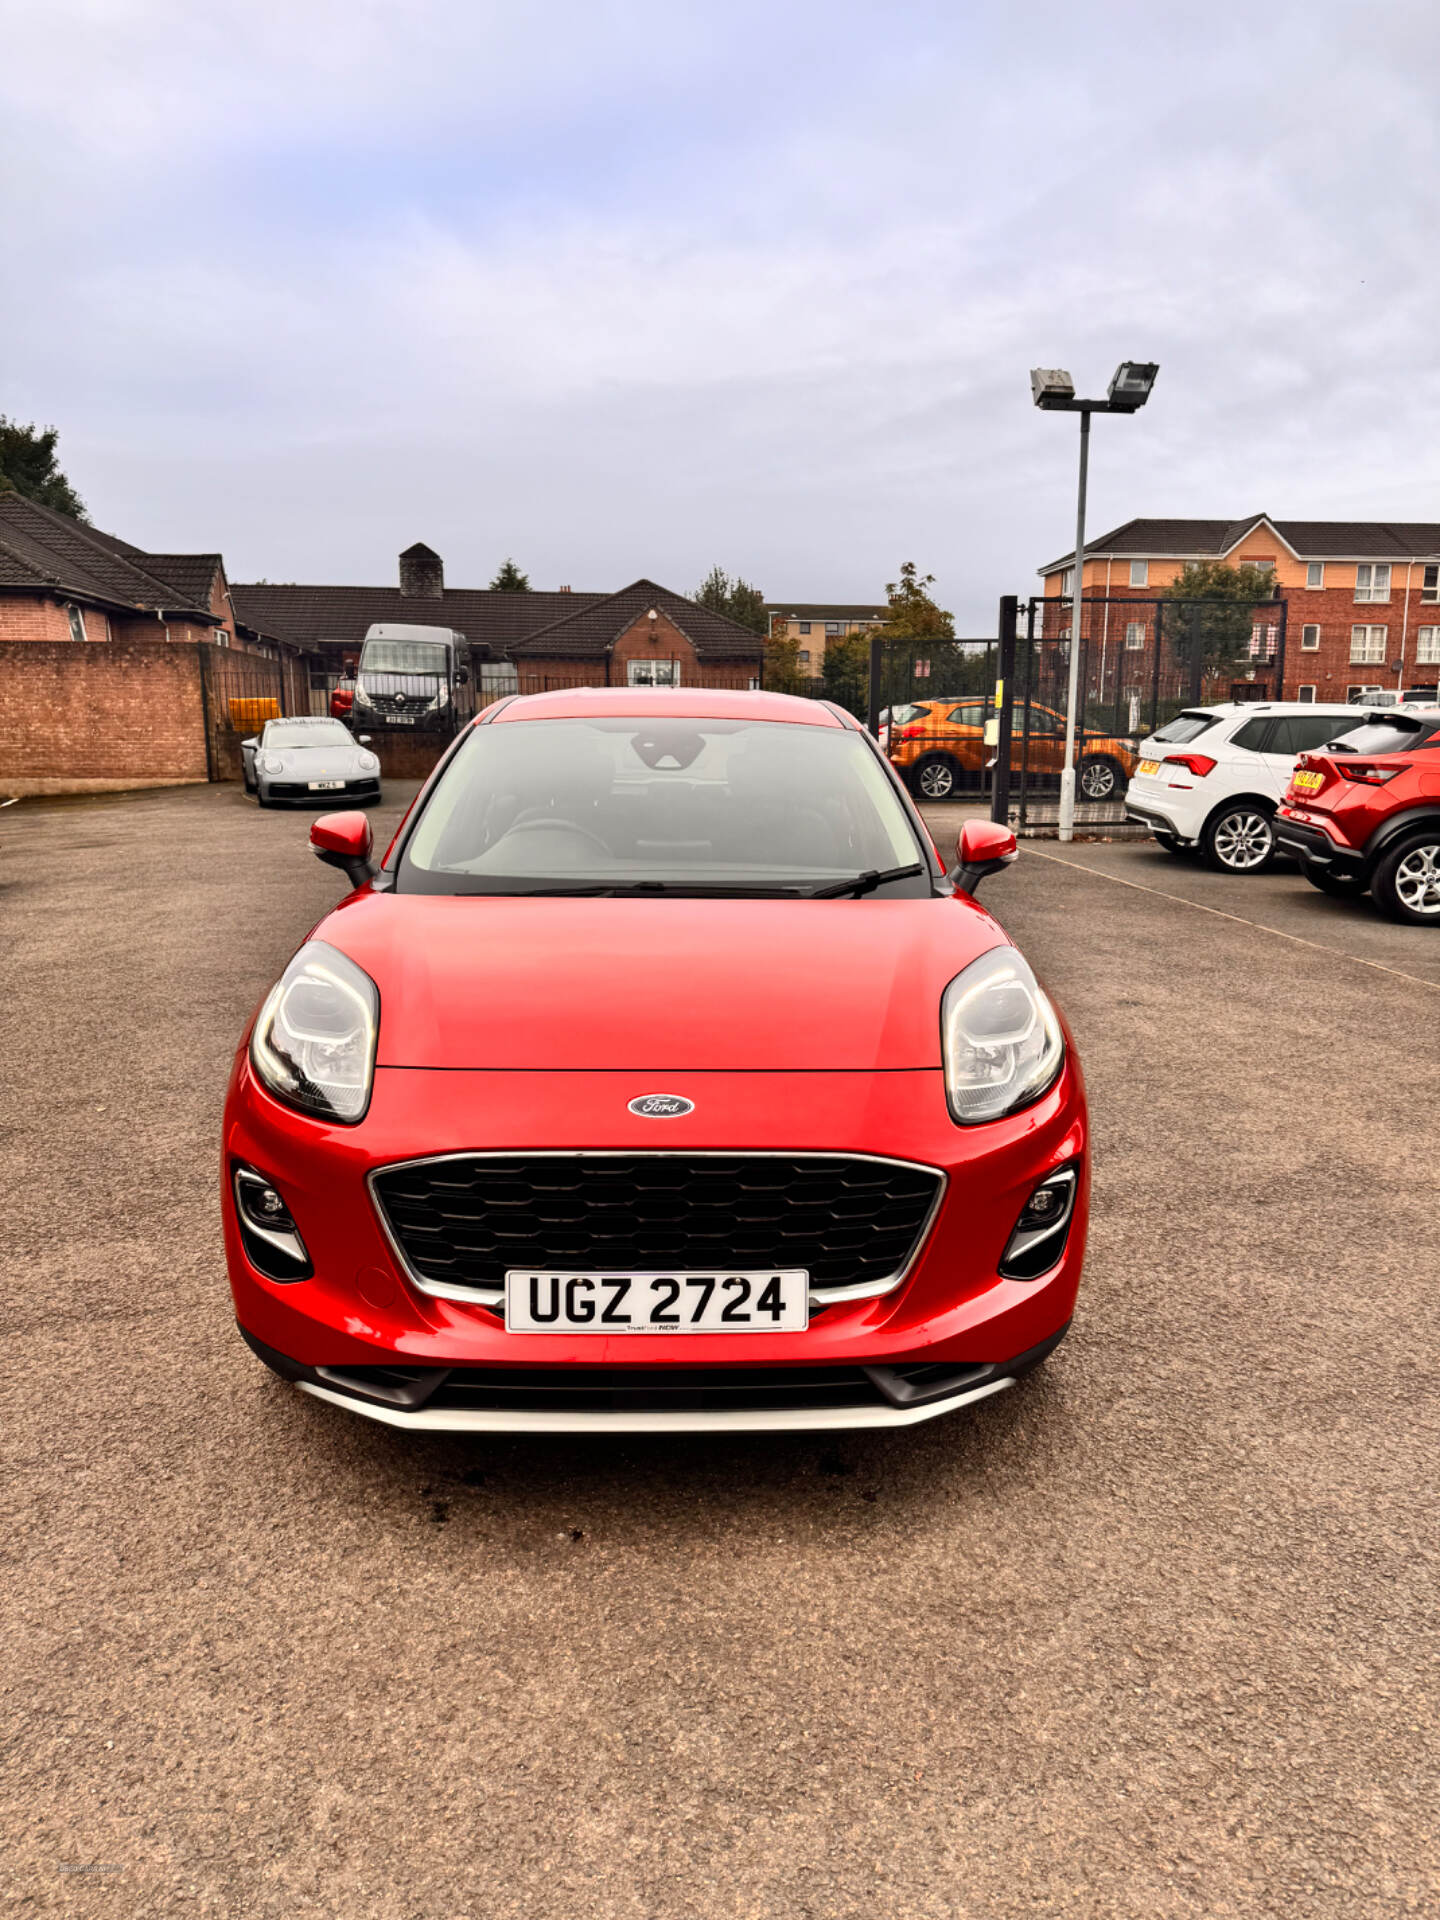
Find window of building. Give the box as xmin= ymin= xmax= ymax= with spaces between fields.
xmin=1249 ymin=623 xmax=1278 ymax=659
xmin=1060 ymin=568 xmax=1074 ymax=596
xmin=1355 ymin=563 xmax=1391 ymax=603
xmin=1349 ymin=625 xmax=1388 ymax=663
xmin=1423 ymin=565 xmax=1440 ymax=604
xmin=1301 ymin=624 xmax=1321 ymax=650
xmin=825 ymin=622 xmax=840 ymax=634
xmin=67 ymin=605 xmax=86 ymax=643
xmin=627 ymin=659 xmax=681 ymax=686
xmin=798 ymin=649 xmax=811 ymax=665
xmin=797 ymin=621 xmax=811 ymax=634
xmin=1306 ymin=562 xmax=1325 ymax=590
xmin=1129 ymin=561 xmax=1148 ymax=587
xmin=1416 ymin=627 xmax=1440 ymax=664
xmin=1297 ymin=685 xmax=1316 ymax=703
xmin=1124 ymin=622 xmax=1145 ymax=650
xmin=1247 ymin=558 xmax=1276 ymax=573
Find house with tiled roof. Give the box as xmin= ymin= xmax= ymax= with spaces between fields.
xmin=0 ymin=491 xmax=284 ymax=653
xmin=510 ymin=579 xmax=763 ymax=692
xmin=1038 ymin=514 xmax=1440 ymax=702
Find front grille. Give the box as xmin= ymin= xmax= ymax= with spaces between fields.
xmin=370 ymin=1153 xmax=943 ymax=1297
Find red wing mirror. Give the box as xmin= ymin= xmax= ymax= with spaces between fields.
xmin=310 ymin=812 xmax=375 ymax=890
xmin=954 ymin=818 xmax=1018 ymax=895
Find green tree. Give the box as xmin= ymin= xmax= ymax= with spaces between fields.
xmin=876 ymin=561 xmax=955 ymax=642
xmin=1161 ymin=560 xmax=1278 ymax=681
xmin=489 ymin=558 xmax=531 ymax=591
xmin=0 ymin=416 xmax=87 ymax=519
xmin=693 ymin=565 xmax=767 ymax=636
xmin=821 ymin=631 xmax=872 ymax=717
xmin=762 ymin=615 xmax=805 ymax=695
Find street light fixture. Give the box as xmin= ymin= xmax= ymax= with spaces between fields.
xmin=1031 ymin=360 xmax=1159 ymax=839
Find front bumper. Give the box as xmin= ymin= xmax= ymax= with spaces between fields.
xmin=239 ymin=1323 xmax=1070 ymax=1432
xmin=260 ymin=777 xmax=382 ymax=805
xmin=222 ymin=1053 xmax=1088 ymax=1430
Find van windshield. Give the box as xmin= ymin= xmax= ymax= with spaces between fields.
xmin=399 ymin=717 xmax=926 ymax=896
xmin=361 ymin=642 xmax=449 ymax=674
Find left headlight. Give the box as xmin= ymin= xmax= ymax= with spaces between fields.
xmin=356 ymin=751 xmax=380 ymax=773
xmin=258 ymin=753 xmax=286 ymax=775
xmin=941 ymin=944 xmax=1064 ymax=1125
xmin=250 ymin=940 xmax=379 ymax=1123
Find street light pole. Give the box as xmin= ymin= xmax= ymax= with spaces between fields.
xmin=1058 ymin=407 xmax=1091 ymax=842
xmin=1030 ymin=362 xmax=1158 ymax=845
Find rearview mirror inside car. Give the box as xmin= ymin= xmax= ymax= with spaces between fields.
xmin=310 ymin=812 xmax=375 ymax=890
xmin=954 ymin=819 xmax=1018 ymax=895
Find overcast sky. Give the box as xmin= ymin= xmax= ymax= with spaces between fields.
xmin=3 ymin=0 xmax=1438 ymax=627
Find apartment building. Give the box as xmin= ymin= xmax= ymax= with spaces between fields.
xmin=765 ymin=601 xmax=886 ymax=672
xmin=1039 ymin=515 xmax=1440 ymax=702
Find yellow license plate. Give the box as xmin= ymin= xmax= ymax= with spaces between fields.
xmin=1292 ymin=770 xmax=1325 ymax=791
xmin=1137 ymin=758 xmax=1160 ymax=776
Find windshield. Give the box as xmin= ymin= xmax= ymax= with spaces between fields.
xmin=360 ymin=642 xmax=449 ymax=674
xmin=1151 ymin=711 xmax=1219 ymax=744
xmin=263 ymin=721 xmax=352 ymax=749
xmin=399 ymin=717 xmax=926 ymax=895
xmin=1326 ymin=717 xmax=1432 ymax=755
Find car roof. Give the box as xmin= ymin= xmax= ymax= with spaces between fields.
xmin=489 ymin=688 xmax=854 ymax=727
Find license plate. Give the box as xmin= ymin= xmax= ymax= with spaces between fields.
xmin=308 ymin=779 xmax=346 ymax=790
xmin=1137 ymin=758 xmax=1160 ymax=776
xmin=505 ymin=1269 xmax=809 ymax=1333
xmin=1292 ymin=770 xmax=1325 ymax=791
xmin=389 ymin=715 xmax=417 ymax=725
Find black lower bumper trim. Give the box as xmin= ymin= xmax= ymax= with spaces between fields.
xmin=237 ymin=1320 xmax=1072 ymax=1416
xmin=1274 ymin=818 xmax=1362 ymax=872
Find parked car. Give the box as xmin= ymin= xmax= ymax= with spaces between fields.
xmin=224 ymin=688 xmax=1088 ymax=1436
xmin=888 ymin=699 xmax=1136 ymax=802
xmin=329 ymin=676 xmax=355 ymax=721
xmin=1275 ymin=709 xmax=1440 ymax=922
xmin=1124 ymin=702 xmax=1366 ymax=872
xmin=240 ymin=716 xmax=382 ymax=808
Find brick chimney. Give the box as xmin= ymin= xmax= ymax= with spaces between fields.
xmin=399 ymin=542 xmax=444 ymax=599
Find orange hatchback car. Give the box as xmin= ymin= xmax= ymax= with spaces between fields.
xmin=886 ymin=699 xmax=1138 ymax=802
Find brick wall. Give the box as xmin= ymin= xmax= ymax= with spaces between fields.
xmin=0 ymin=640 xmax=209 ymax=795
xmin=0 ymin=596 xmax=77 ymax=643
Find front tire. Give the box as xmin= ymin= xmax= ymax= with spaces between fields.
xmin=913 ymin=754 xmax=962 ymax=801
xmin=1371 ymin=833 xmax=1440 ymax=924
xmin=1201 ymin=802 xmax=1275 ymax=873
xmin=1078 ymin=755 xmax=1125 ymax=802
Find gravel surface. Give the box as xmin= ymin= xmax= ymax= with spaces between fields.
xmin=3 ymin=782 xmax=1437 ymax=1917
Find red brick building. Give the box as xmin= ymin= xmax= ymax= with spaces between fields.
xmin=1039 ymin=514 xmax=1440 ymax=703
xmin=0 ymin=490 xmax=283 ymax=655
xmin=509 ymin=580 xmax=762 ymax=692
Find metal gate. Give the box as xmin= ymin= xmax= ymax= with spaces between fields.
xmin=199 ymin=645 xmax=289 ymax=782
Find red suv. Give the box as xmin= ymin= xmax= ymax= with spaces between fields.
xmin=1275 ymin=710 xmax=1440 ymax=923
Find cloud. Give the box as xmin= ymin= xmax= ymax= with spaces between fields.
xmin=3 ymin=0 xmax=1440 ymax=623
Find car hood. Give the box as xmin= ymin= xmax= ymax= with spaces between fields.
xmin=266 ymin=745 xmax=365 ymax=777
xmin=319 ymin=893 xmax=1009 ymax=1072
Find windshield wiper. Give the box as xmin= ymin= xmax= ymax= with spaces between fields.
xmin=808 ymin=863 xmax=926 ymax=899
xmin=479 ymin=879 xmax=807 ymax=898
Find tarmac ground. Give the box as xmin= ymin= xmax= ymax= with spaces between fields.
xmin=3 ymin=779 xmax=1437 ymax=1916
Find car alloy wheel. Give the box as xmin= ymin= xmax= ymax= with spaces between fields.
xmin=1380 ymin=838 xmax=1440 ymax=922
xmin=915 ymin=756 xmax=958 ymax=800
xmin=1205 ymin=806 xmax=1273 ymax=872
xmin=1078 ymin=757 xmax=1121 ymax=801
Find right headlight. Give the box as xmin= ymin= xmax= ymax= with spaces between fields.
xmin=941 ymin=945 xmax=1064 ymax=1125
xmin=250 ymin=940 xmax=379 ymax=1123
xmin=258 ymin=753 xmax=286 ymax=775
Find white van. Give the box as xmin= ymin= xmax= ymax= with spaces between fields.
xmin=353 ymin=623 xmax=468 ymax=730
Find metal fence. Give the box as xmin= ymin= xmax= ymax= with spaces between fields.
xmin=199 ymin=646 xmax=293 ymax=782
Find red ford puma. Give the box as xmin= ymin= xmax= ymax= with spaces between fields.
xmin=222 ymin=688 xmax=1088 ymax=1433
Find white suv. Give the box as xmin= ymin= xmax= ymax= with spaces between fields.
xmin=1125 ymin=702 xmax=1364 ymax=873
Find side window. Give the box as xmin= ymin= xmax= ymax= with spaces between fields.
xmin=944 ymin=704 xmax=986 ymax=727
xmin=1287 ymin=715 xmax=1350 ymax=753
xmin=1021 ymin=705 xmax=1061 ymax=736
xmin=1230 ymin=718 xmax=1274 ymax=753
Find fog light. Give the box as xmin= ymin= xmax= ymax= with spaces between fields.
xmin=999 ymin=1166 xmax=1079 ymax=1281
xmin=232 ymin=1164 xmax=312 ymax=1282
